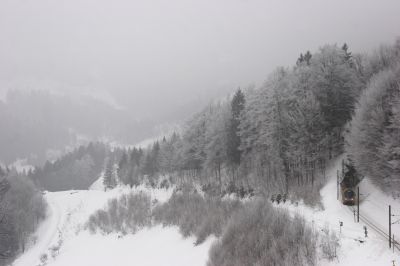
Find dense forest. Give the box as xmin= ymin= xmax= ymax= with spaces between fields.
xmin=112 ymin=40 xmax=400 ymax=202
xmin=29 ymin=142 xmax=122 ymax=191
xmin=0 ymin=167 xmax=47 ymax=265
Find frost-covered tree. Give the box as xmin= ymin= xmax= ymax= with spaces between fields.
xmin=226 ymin=89 xmax=245 ymax=167
xmin=347 ymin=63 xmax=400 ymax=192
xmin=204 ymin=103 xmax=230 ymax=190
xmin=180 ymin=108 xmax=210 ymax=174
xmin=238 ymin=69 xmax=289 ymax=193
xmin=309 ymin=44 xmax=363 ymax=156
xmin=0 ymin=173 xmax=46 ymax=263
xmin=159 ymin=133 xmax=181 ymax=174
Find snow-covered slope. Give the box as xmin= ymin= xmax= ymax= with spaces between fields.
xmin=48 ymin=226 xmax=213 ymax=266
xmin=277 ymin=158 xmax=399 ymax=266
xmin=12 ymin=185 xmax=213 ymax=266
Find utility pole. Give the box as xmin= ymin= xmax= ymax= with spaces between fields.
xmin=357 ymin=187 xmax=360 ymax=223
xmin=389 ymin=205 xmax=392 ymax=249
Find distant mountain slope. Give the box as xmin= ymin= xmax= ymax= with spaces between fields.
xmin=0 ymin=90 xmax=153 ymax=164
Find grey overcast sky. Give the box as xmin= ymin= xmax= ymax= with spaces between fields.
xmin=0 ymin=0 xmax=399 ymax=119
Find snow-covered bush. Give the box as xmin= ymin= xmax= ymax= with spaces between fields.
xmin=39 ymin=253 xmax=48 ymax=265
xmin=86 ymin=192 xmax=152 ymax=234
xmin=208 ymin=200 xmax=317 ymax=266
xmin=320 ymin=224 xmax=339 ymax=261
xmin=159 ymin=178 xmax=170 ymax=189
xmin=152 ymin=192 xmax=242 ymax=244
xmin=49 ymin=239 xmax=63 ymax=259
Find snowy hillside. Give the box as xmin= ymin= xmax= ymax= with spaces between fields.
xmin=12 ymin=183 xmax=213 ymax=266
xmin=277 ymin=159 xmax=399 ymax=266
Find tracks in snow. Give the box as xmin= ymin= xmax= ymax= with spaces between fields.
xmin=347 ymin=206 xmax=400 ymax=253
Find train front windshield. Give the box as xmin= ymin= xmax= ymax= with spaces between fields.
xmin=344 ymin=190 xmax=355 ymax=199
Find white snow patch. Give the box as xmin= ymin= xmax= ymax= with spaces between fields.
xmin=89 ymin=174 xmax=105 ymax=191
xmin=49 ymin=226 xmax=214 ymax=266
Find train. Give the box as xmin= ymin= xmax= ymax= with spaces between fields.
xmin=340 ymin=162 xmax=360 ymax=206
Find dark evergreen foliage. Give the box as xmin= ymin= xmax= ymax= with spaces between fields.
xmin=226 ymin=89 xmax=245 ymax=166
xmin=29 ymin=142 xmax=111 ymax=191
xmin=0 ymin=173 xmax=46 ymax=266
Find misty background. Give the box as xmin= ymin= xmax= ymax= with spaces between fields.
xmin=0 ymin=0 xmax=399 ymax=164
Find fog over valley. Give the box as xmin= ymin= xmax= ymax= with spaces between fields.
xmin=1 ymin=1 xmax=400 ymax=265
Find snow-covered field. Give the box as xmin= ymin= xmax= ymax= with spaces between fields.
xmin=12 ymin=183 xmax=213 ymax=266
xmin=12 ymin=159 xmax=400 ymax=266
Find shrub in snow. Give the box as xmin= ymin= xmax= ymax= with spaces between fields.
xmin=208 ymin=200 xmax=317 ymax=266
xmin=159 ymin=178 xmax=170 ymax=189
xmin=50 ymin=239 xmax=63 ymax=259
xmin=320 ymin=224 xmax=340 ymax=261
xmin=39 ymin=253 xmax=48 ymax=265
xmin=153 ymin=192 xmax=242 ymax=245
xmin=86 ymin=192 xmax=152 ymax=234
xmin=222 ymin=181 xmax=254 ymax=199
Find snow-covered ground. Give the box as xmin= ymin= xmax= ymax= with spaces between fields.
xmin=277 ymin=158 xmax=400 ymax=266
xmin=48 ymin=226 xmax=213 ymax=266
xmin=12 ymin=182 xmax=213 ymax=266
xmin=12 ymin=158 xmax=400 ymax=266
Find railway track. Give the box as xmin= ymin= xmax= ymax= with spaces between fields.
xmin=347 ymin=206 xmax=400 ymax=252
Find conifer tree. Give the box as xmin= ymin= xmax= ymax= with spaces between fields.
xmin=304 ymin=51 xmax=312 ymax=65
xmin=342 ymin=43 xmax=352 ymax=61
xmin=227 ymin=89 xmax=245 ymax=166
xmin=103 ymin=158 xmax=115 ymax=190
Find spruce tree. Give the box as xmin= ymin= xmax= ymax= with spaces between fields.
xmin=103 ymin=158 xmax=115 ymax=190
xmin=342 ymin=43 xmax=352 ymax=61
xmin=296 ymin=53 xmax=304 ymax=65
xmin=117 ymin=152 xmax=128 ymax=184
xmin=304 ymin=51 xmax=312 ymax=65
xmin=227 ymin=89 xmax=245 ymax=166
